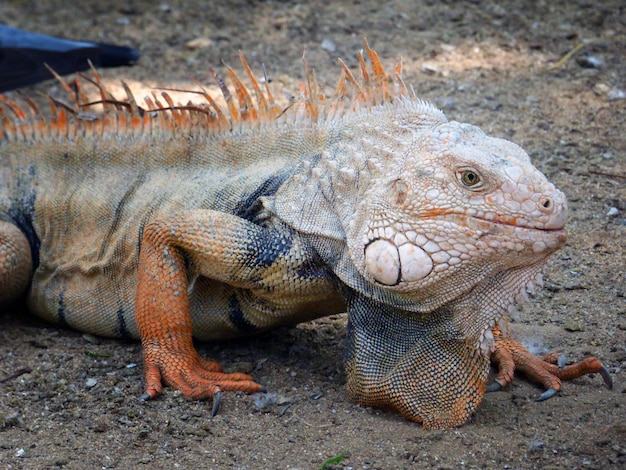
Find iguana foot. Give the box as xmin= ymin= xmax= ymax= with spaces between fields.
xmin=488 ymin=328 xmax=613 ymax=401
xmin=141 ymin=351 xmax=264 ymax=416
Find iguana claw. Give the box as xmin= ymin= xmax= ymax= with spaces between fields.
xmin=535 ymin=387 xmax=558 ymax=402
xmin=211 ymin=391 xmax=222 ymax=417
xmin=599 ymin=365 xmax=613 ymax=389
xmin=486 ymin=381 xmax=503 ymax=393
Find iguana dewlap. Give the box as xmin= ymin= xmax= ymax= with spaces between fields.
xmin=0 ymin=40 xmax=611 ymax=429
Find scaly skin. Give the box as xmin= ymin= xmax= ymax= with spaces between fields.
xmin=0 ymin=40 xmax=612 ymax=428
xmin=0 ymin=220 xmax=32 ymax=304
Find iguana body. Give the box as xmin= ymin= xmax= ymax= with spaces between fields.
xmin=0 ymin=41 xmax=611 ymax=429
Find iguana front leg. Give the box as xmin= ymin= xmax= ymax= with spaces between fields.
xmin=488 ymin=324 xmax=613 ymax=400
xmin=136 ymin=210 xmax=267 ymax=412
xmin=0 ymin=220 xmax=32 ymax=304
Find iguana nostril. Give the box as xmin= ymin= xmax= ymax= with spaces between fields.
xmin=539 ymin=196 xmax=553 ymax=213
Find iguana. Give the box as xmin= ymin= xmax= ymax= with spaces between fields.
xmin=0 ymin=40 xmax=611 ymax=429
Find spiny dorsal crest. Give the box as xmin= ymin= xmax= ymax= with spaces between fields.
xmin=0 ymin=38 xmax=412 ymax=143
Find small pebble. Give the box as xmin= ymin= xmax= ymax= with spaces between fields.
xmin=563 ymin=282 xmax=582 ymax=290
xmin=607 ymin=207 xmax=618 ymax=217
xmin=229 ymin=361 xmax=254 ymax=374
xmin=253 ymin=392 xmax=277 ymax=410
xmin=85 ymin=378 xmax=98 ymax=389
xmin=82 ymin=333 xmax=100 ymax=345
xmin=564 ymin=322 xmax=585 ymax=332
xmin=321 ymin=38 xmax=337 ymax=53
xmin=592 ymin=83 xmax=610 ymax=95
xmin=608 ymin=87 xmax=625 ymax=101
xmin=438 ymin=97 xmax=456 ymax=110
xmin=421 ymin=64 xmax=438 ymax=75
xmin=2 ymin=412 xmax=24 ymax=428
xmin=576 ymin=54 xmax=604 ymax=69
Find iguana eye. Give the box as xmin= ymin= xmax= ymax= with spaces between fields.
xmin=457 ymin=168 xmax=483 ymax=190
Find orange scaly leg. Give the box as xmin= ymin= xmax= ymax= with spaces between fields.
xmin=136 ymin=215 xmax=264 ymax=415
xmin=488 ymin=325 xmax=612 ymax=401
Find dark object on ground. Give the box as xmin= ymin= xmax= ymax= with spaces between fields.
xmin=0 ymin=24 xmax=139 ymax=92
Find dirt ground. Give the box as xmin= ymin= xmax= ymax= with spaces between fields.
xmin=1 ymin=0 xmax=625 ymax=468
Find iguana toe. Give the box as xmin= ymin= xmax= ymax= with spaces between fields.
xmin=553 ymin=356 xmax=613 ymax=389
xmin=164 ymin=367 xmax=263 ymax=399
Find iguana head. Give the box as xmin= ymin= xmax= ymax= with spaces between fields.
xmin=344 ymin=101 xmax=567 ymax=308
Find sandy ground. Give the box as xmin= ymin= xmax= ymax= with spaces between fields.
xmin=1 ymin=0 xmax=625 ymax=468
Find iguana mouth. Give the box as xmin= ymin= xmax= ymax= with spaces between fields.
xmin=426 ymin=209 xmax=565 ymax=232
xmin=464 ymin=216 xmax=568 ymax=242
xmin=417 ymin=208 xmax=567 ymax=232
xmin=467 ymin=214 xmax=566 ymax=232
